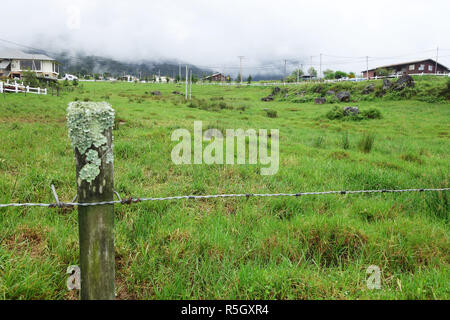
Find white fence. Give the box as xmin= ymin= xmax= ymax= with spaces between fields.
xmin=0 ymin=81 xmax=47 ymax=95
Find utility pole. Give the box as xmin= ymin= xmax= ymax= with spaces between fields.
xmin=238 ymin=56 xmax=244 ymax=85
xmin=319 ymin=53 xmax=322 ymax=81
xmin=435 ymin=46 xmax=439 ymax=75
xmin=185 ymin=65 xmax=188 ymax=100
xmin=189 ymin=69 xmax=192 ymax=100
xmin=310 ymin=56 xmax=313 ymax=82
xmin=366 ymin=56 xmax=369 ymax=80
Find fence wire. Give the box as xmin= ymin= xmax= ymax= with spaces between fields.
xmin=0 ymin=187 xmax=448 ymax=209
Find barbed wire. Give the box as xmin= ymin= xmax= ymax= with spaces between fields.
xmin=0 ymin=187 xmax=448 ymax=209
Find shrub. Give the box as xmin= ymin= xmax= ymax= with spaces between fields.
xmin=326 ymin=106 xmax=382 ymax=121
xmin=361 ymin=108 xmax=382 ymax=119
xmin=358 ymin=133 xmax=375 ymax=153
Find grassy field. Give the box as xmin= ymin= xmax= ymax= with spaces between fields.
xmin=0 ymin=79 xmax=448 ymax=299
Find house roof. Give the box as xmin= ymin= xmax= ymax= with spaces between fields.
xmin=204 ymin=72 xmax=224 ymax=78
xmin=0 ymin=49 xmax=56 ymax=61
xmin=363 ymin=59 xmax=449 ymax=72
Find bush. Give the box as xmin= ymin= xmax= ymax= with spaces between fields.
xmin=326 ymin=106 xmax=382 ymax=121
xmin=361 ymin=108 xmax=382 ymax=119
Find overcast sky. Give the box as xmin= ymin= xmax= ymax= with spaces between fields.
xmin=1 ymin=0 xmax=449 ymax=76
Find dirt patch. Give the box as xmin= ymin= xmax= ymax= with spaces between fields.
xmin=3 ymin=226 xmax=49 ymax=258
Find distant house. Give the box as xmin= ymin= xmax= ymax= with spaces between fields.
xmin=155 ymin=76 xmax=174 ymax=83
xmin=203 ymin=72 xmax=226 ymax=82
xmin=0 ymin=49 xmax=59 ymax=79
xmin=362 ymin=59 xmax=449 ymax=78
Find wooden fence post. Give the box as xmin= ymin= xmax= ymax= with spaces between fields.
xmin=67 ymin=101 xmax=115 ymax=300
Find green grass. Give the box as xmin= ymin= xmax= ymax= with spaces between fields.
xmin=0 ymin=80 xmax=449 ymax=300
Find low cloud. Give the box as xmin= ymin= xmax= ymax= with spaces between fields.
xmin=2 ymin=0 xmax=449 ymax=76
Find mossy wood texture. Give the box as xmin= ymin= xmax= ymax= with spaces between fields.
xmin=68 ymin=102 xmax=115 ymax=300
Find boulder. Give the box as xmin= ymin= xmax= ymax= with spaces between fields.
xmin=261 ymin=95 xmax=274 ymax=102
xmin=271 ymin=87 xmax=281 ymax=95
xmin=172 ymin=91 xmax=183 ymax=95
xmin=314 ymin=97 xmax=326 ymax=104
xmin=362 ymin=84 xmax=375 ymax=94
xmin=392 ymin=74 xmax=415 ymax=91
xmin=343 ymin=106 xmax=360 ymax=115
xmin=151 ymin=91 xmax=162 ymax=96
xmin=283 ymin=93 xmax=289 ymax=99
xmin=336 ymin=91 xmax=351 ymax=102
xmin=382 ymin=79 xmax=391 ymax=91
xmin=326 ymin=90 xmax=335 ymax=95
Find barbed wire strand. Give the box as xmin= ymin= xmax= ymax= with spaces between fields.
xmin=0 ymin=187 xmax=448 ymax=209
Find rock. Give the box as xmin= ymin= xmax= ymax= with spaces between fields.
xmin=151 ymin=91 xmax=162 ymax=96
xmin=362 ymin=84 xmax=375 ymax=94
xmin=261 ymin=95 xmax=274 ymax=102
xmin=314 ymin=97 xmax=326 ymax=104
xmin=272 ymin=87 xmax=281 ymax=95
xmin=284 ymin=93 xmax=289 ymax=99
xmin=172 ymin=91 xmax=182 ymax=95
xmin=392 ymin=74 xmax=415 ymax=91
xmin=382 ymin=79 xmax=391 ymax=91
xmin=343 ymin=106 xmax=360 ymax=115
xmin=336 ymin=91 xmax=350 ymax=102
xmin=326 ymin=90 xmax=335 ymax=95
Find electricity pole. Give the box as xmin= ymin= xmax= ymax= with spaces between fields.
xmin=189 ymin=69 xmax=192 ymax=100
xmin=319 ymin=53 xmax=322 ymax=81
xmin=185 ymin=65 xmax=188 ymax=100
xmin=366 ymin=56 xmax=369 ymax=80
xmin=310 ymin=56 xmax=313 ymax=82
xmin=435 ymin=47 xmax=439 ymax=75
xmin=238 ymin=56 xmax=244 ymax=84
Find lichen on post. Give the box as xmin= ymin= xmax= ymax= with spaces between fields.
xmin=67 ymin=101 xmax=115 ymax=300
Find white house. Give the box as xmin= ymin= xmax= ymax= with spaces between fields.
xmin=0 ymin=49 xmax=59 ymax=80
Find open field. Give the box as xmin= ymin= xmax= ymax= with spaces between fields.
xmin=0 ymin=80 xmax=448 ymax=299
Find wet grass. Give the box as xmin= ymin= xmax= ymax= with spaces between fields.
xmin=0 ymin=81 xmax=448 ymax=299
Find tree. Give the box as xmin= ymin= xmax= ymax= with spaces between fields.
xmin=348 ymin=72 xmax=356 ymax=79
xmin=375 ymin=68 xmax=390 ymax=77
xmin=247 ymin=75 xmax=252 ymax=84
xmin=308 ymin=67 xmax=317 ymax=78
xmin=323 ymin=69 xmax=335 ymax=80
xmin=236 ymin=74 xmax=242 ymax=83
xmin=73 ymin=78 xmax=79 ymax=86
xmin=22 ymin=70 xmax=40 ymax=88
xmin=334 ymin=71 xmax=347 ymax=79
xmin=175 ymin=74 xmax=180 ymax=83
xmin=226 ymin=75 xmax=232 ymax=83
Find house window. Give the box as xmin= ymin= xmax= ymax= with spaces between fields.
xmin=20 ymin=60 xmax=41 ymax=71
xmin=428 ymin=65 xmax=433 ymax=71
xmin=20 ymin=60 xmax=33 ymax=70
xmin=418 ymin=64 xmax=425 ymax=71
xmin=409 ymin=64 xmax=415 ymax=71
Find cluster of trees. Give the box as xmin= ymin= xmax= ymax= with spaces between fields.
xmin=323 ymin=69 xmax=355 ymax=80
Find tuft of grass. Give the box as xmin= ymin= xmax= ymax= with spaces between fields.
xmin=358 ymin=132 xmax=376 ymax=153
xmin=265 ymin=109 xmax=277 ymax=118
